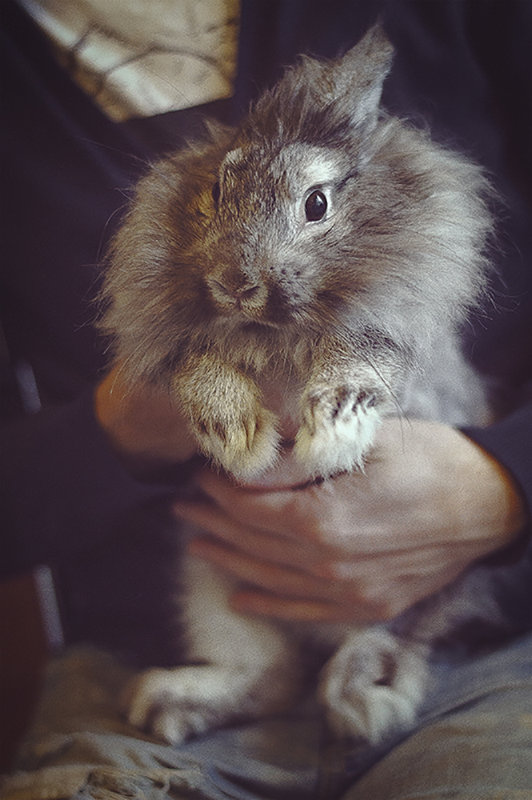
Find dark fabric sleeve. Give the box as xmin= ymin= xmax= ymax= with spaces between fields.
xmin=0 ymin=2 xmax=209 ymax=592
xmin=0 ymin=389 xmax=174 ymax=579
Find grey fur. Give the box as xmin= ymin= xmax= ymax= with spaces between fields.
xmin=100 ymin=24 xmax=492 ymax=479
xmin=100 ymin=26 xmax=525 ymax=746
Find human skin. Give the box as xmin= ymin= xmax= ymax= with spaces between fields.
xmin=175 ymin=420 xmax=527 ymax=623
xmin=95 ymin=367 xmax=197 ymax=468
xmin=96 ymin=367 xmax=527 ymax=624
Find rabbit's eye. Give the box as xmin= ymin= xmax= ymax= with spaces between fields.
xmin=305 ymin=190 xmax=327 ymax=221
xmin=212 ymin=181 xmax=221 ymax=205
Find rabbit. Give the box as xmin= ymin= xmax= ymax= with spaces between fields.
xmin=100 ymin=24 xmax=527 ymax=747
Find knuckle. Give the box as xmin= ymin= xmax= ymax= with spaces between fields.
xmin=373 ymin=593 xmax=404 ymax=621
xmin=351 ymin=582 xmax=404 ymax=621
xmin=283 ymin=496 xmax=321 ymax=541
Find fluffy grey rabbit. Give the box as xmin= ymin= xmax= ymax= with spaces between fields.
xmin=100 ymin=25 xmax=525 ymax=745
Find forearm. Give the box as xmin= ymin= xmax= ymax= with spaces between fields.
xmin=0 ymin=390 xmax=174 ymax=578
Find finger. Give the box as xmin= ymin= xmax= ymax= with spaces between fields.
xmin=188 ymin=538 xmax=468 ymax=623
xmin=175 ymin=499 xmax=332 ymax=576
xmin=243 ymin=448 xmax=316 ymax=490
xmin=328 ymin=539 xmax=486 ymax=580
xmin=187 ymin=482 xmax=299 ymax=540
xmin=176 ymin=495 xmax=484 ymax=589
xmin=188 ymin=536 xmax=344 ymax=602
xmin=195 ymin=469 xmax=332 ymax=544
xmin=230 ymin=590 xmax=374 ymax=624
xmin=194 ymin=469 xmax=419 ymax=553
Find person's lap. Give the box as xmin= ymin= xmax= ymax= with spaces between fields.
xmin=341 ymin=633 xmax=532 ymax=799
xmin=2 ymin=631 xmax=531 ymax=799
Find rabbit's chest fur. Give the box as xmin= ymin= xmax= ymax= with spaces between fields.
xmin=100 ymin=25 xmax=527 ymax=747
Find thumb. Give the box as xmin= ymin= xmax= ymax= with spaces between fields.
xmin=243 ymin=446 xmax=315 ymax=491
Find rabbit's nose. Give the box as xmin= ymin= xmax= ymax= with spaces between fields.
xmin=207 ymin=273 xmax=268 ymax=313
xmin=212 ymin=280 xmax=261 ymax=301
xmin=232 ymin=283 xmax=261 ymax=301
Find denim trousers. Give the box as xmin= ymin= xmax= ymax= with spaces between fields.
xmin=1 ymin=631 xmax=531 ymax=800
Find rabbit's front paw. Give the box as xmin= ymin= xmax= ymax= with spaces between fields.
xmin=193 ymin=396 xmax=279 ymax=480
xmin=294 ymin=384 xmax=381 ymax=476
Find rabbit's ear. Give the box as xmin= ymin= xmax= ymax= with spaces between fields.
xmin=330 ymin=24 xmax=394 ymax=129
xmin=245 ymin=23 xmax=393 ymax=147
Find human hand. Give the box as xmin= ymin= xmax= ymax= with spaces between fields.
xmin=95 ymin=366 xmax=197 ymax=471
xmin=173 ymin=418 xmax=526 ymax=623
